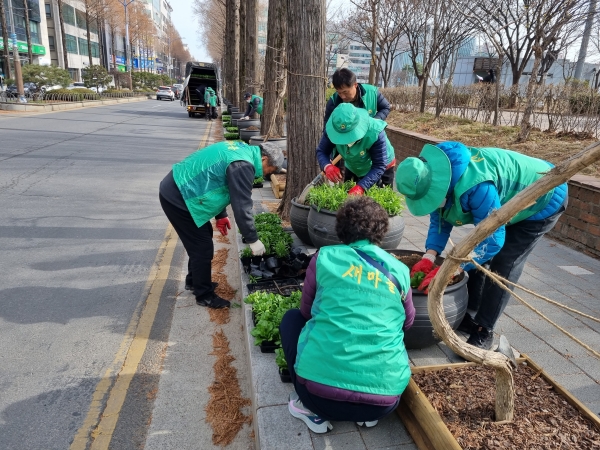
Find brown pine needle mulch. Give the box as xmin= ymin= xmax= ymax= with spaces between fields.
xmin=205 ymin=330 xmax=252 ymax=446
xmin=413 ymin=365 xmax=600 ymax=450
xmin=209 ymin=248 xmax=237 ymax=324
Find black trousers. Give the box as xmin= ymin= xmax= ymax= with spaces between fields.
xmin=280 ymin=308 xmax=399 ymax=422
xmin=206 ymin=106 xmax=215 ymax=119
xmin=159 ymin=193 xmax=214 ymax=299
xmin=468 ymin=202 xmax=566 ymax=330
xmin=344 ymin=164 xmax=396 ymax=188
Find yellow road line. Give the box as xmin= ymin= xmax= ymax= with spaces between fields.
xmin=71 ymin=123 xmax=214 ymax=450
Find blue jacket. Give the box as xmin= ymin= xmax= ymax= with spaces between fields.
xmin=315 ymin=130 xmax=389 ymax=190
xmin=426 ymin=141 xmax=567 ymax=271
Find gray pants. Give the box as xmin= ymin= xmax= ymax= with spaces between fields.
xmin=468 ymin=201 xmax=567 ymax=330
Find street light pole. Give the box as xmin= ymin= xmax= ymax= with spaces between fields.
xmin=6 ymin=0 xmax=24 ymax=99
xmin=118 ymin=0 xmax=135 ymax=90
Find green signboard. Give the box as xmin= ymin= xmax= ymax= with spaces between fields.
xmin=0 ymin=38 xmax=46 ymax=56
xmin=117 ymin=64 xmax=126 ymax=72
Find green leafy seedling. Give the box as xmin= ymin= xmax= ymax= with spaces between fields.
xmin=410 ymin=271 xmax=426 ymax=289
xmin=240 ymin=247 xmax=253 ymax=258
xmin=275 ymin=348 xmax=288 ymax=370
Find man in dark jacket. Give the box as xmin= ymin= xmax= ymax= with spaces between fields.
xmin=159 ymin=141 xmax=284 ymax=309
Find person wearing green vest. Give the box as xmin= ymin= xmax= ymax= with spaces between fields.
xmin=280 ymin=197 xmax=415 ymax=433
xmin=159 ymin=141 xmax=284 ymax=308
xmin=316 ymin=103 xmax=396 ymax=195
xmin=204 ymin=87 xmax=218 ymax=121
xmin=395 ymin=141 xmax=568 ymax=349
xmin=242 ymin=92 xmax=263 ymax=119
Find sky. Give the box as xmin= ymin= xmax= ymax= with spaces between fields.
xmin=170 ymin=0 xmax=210 ymax=63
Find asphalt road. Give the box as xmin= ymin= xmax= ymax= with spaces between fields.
xmin=0 ymin=99 xmax=210 ymax=449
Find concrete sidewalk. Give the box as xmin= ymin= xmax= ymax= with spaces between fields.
xmin=242 ymin=183 xmax=600 ymax=450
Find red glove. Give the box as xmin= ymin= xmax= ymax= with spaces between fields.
xmin=418 ymin=267 xmax=439 ymax=294
xmin=216 ymin=217 xmax=231 ymax=236
xmin=410 ymin=257 xmax=434 ymax=276
xmin=348 ymin=185 xmax=365 ymax=196
xmin=324 ymin=164 xmax=343 ymax=182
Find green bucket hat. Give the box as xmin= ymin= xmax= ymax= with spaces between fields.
xmin=395 ymin=144 xmax=452 ymax=216
xmin=326 ymin=103 xmax=370 ymax=145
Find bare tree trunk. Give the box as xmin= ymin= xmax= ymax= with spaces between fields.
xmin=419 ymin=69 xmax=428 ymax=113
xmin=86 ymin=8 xmax=93 ymax=67
xmin=57 ymin=0 xmax=69 ymax=70
xmin=23 ymin=0 xmax=33 ymax=64
xmin=518 ymin=50 xmax=543 ymax=142
xmin=493 ymin=60 xmax=502 ymax=126
xmin=429 ymin=139 xmax=600 ymax=422
xmin=261 ymin=0 xmax=286 ymax=137
xmin=280 ymin=0 xmax=325 ymax=219
xmin=225 ymin=0 xmax=240 ymax=104
xmin=239 ymin=0 xmax=246 ymax=106
xmin=97 ymin=17 xmax=105 ymax=68
xmin=0 ymin=0 xmax=11 ymax=78
xmin=368 ymin=2 xmax=378 ymax=85
xmin=244 ymin=0 xmax=257 ymax=98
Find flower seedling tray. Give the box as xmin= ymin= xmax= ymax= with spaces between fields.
xmin=279 ymin=368 xmax=292 ymax=383
xmin=259 ymin=340 xmax=278 ymax=353
xmin=252 ymin=183 xmax=264 ymax=189
xmin=247 ymin=278 xmax=302 ymax=296
xmin=396 ymin=355 xmax=600 ymax=450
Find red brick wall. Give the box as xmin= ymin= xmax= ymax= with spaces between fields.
xmin=386 ymin=126 xmax=600 ymax=257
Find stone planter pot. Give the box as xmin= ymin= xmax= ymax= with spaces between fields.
xmin=307 ymin=206 xmax=405 ymax=250
xmin=227 ymin=105 xmax=239 ymax=113
xmin=249 ymin=136 xmax=287 ymax=154
xmin=239 ymin=127 xmax=261 ymax=143
xmin=237 ymin=118 xmax=261 ymax=128
xmin=388 ymin=249 xmax=468 ymax=349
xmin=231 ymin=112 xmax=245 ymax=120
xmin=290 ymin=198 xmax=313 ymax=246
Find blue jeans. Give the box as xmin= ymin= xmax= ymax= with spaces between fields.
xmin=279 ymin=308 xmax=399 ymax=422
xmin=469 ymin=202 xmax=566 ymax=330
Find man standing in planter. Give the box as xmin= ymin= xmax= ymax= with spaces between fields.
xmin=242 ymin=92 xmax=263 ymax=120
xmin=316 ymin=103 xmax=396 ymax=194
xmin=395 ymin=141 xmax=568 ymax=349
xmin=159 ymin=141 xmax=284 ymax=308
xmin=204 ymin=87 xmax=218 ymax=121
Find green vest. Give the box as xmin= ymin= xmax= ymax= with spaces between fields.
xmin=208 ymin=89 xmax=217 ymax=107
xmin=333 ymin=83 xmax=379 ymax=117
xmin=441 ymin=147 xmax=555 ymax=227
xmin=334 ymin=118 xmax=395 ymax=177
xmin=251 ymin=95 xmax=263 ymax=114
xmin=295 ymin=241 xmax=412 ymax=396
xmin=173 ymin=141 xmax=263 ymax=227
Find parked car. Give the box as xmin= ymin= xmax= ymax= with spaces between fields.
xmin=66 ymin=82 xmax=103 ymax=93
xmin=172 ymin=84 xmax=183 ymax=99
xmin=156 ymin=86 xmax=175 ymax=101
xmin=5 ymin=82 xmax=39 ymax=96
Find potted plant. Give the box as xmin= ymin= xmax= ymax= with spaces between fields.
xmin=389 ymin=250 xmax=468 ymax=349
xmin=290 ymin=197 xmax=314 ymax=246
xmin=240 ymin=246 xmax=253 ymax=269
xmin=275 ymin=348 xmax=291 ymax=383
xmin=306 ymin=182 xmax=405 ymax=249
xmin=253 ymin=176 xmax=264 ymax=188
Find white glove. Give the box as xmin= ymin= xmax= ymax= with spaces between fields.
xmin=243 ymin=116 xmax=250 ymax=120
xmin=249 ymin=240 xmax=266 ymax=256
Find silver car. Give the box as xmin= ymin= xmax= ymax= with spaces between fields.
xmin=156 ymin=86 xmax=175 ymax=101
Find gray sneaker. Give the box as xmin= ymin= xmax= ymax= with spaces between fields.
xmin=288 ymin=394 xmax=332 ymax=433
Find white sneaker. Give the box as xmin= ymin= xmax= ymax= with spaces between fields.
xmin=288 ymin=395 xmax=333 ymax=433
xmin=356 ymin=420 xmax=378 ymax=427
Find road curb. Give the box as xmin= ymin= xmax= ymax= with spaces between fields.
xmin=0 ymin=96 xmax=149 ymax=113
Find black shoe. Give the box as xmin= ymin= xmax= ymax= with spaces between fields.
xmin=467 ymin=326 xmax=494 ymax=350
xmin=185 ymin=282 xmax=218 ymax=291
xmin=457 ymin=314 xmax=478 ymax=334
xmin=196 ymin=292 xmax=230 ymax=309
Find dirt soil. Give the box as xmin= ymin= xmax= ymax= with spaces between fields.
xmin=386 ymin=111 xmax=599 ymax=177
xmin=413 ymin=365 xmax=600 ymax=450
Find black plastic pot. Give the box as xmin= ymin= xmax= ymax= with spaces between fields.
xmin=231 ymin=112 xmax=245 ymax=120
xmin=252 ymin=183 xmax=264 ymax=189
xmin=237 ymin=118 xmax=261 ymax=128
xmin=239 ymin=127 xmax=261 ymax=143
xmin=389 ymin=249 xmax=469 ymax=349
xmin=265 ymin=256 xmax=280 ymax=270
xmin=251 ymin=255 xmax=262 ymax=265
xmin=290 ymin=197 xmax=314 ymax=246
xmin=279 ymin=368 xmax=292 ymax=383
xmin=308 ymin=205 xmax=405 ymax=250
xmin=240 ymin=256 xmax=252 ymax=268
xmin=260 ymin=340 xmax=278 ymax=353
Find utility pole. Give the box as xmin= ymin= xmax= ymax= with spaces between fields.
xmin=574 ymin=0 xmax=597 ymax=80
xmin=6 ymin=0 xmax=24 ymax=100
xmin=118 ymin=0 xmax=135 ymax=89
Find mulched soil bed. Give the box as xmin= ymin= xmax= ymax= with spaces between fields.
xmin=412 ymin=365 xmax=600 ymax=450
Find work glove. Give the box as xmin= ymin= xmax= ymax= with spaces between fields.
xmin=243 ymin=116 xmax=250 ymax=120
xmin=410 ymin=253 xmax=435 ymax=276
xmin=249 ymin=240 xmax=266 ymax=256
xmin=348 ymin=185 xmax=365 ymax=196
xmin=418 ymin=266 xmax=461 ymax=294
xmin=215 ymin=217 xmax=231 ymax=236
xmin=324 ymin=164 xmax=343 ymax=183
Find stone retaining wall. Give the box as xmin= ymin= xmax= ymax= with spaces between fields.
xmin=387 ymin=125 xmax=600 ymax=257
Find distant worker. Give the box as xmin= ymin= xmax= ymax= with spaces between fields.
xmin=476 ymin=69 xmax=496 ymax=84
xmin=242 ymin=92 xmax=263 ymax=120
xmin=204 ymin=87 xmax=217 ymax=121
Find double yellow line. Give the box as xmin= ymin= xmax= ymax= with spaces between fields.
xmin=71 ymin=121 xmax=213 ymax=450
